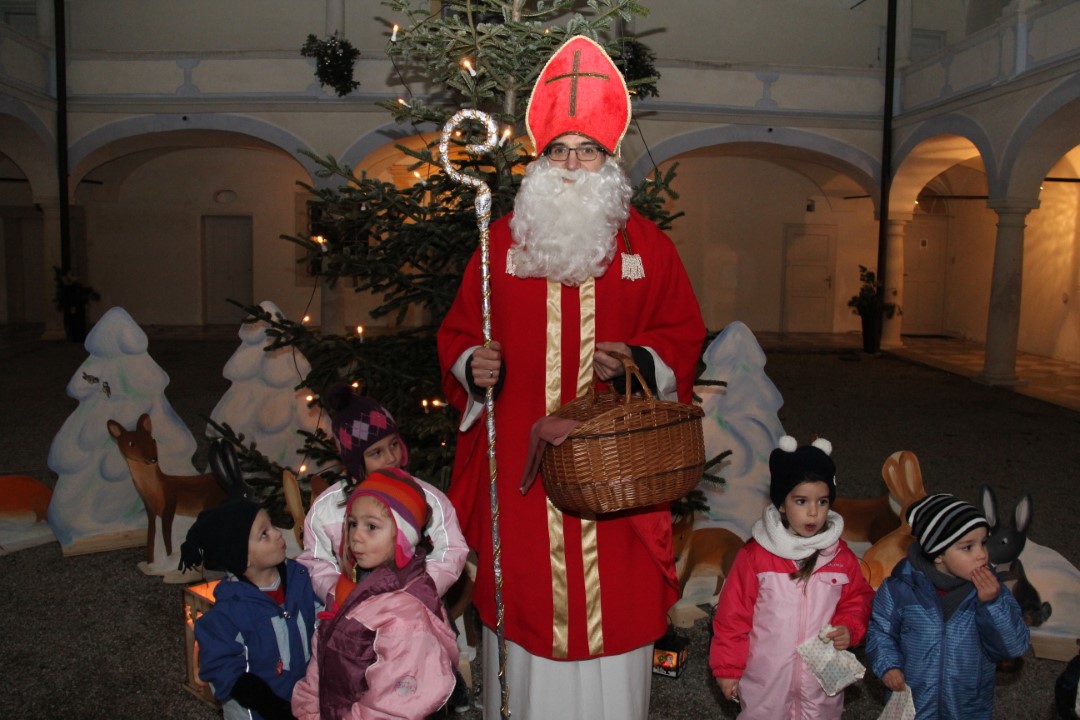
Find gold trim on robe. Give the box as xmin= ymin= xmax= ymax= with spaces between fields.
xmin=577 ymin=278 xmax=604 ymax=656
xmin=546 ymin=280 xmax=569 ymax=657
xmin=546 ymin=278 xmax=604 ymax=658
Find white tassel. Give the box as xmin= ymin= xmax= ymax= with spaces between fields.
xmin=621 ymin=252 xmax=645 ymax=280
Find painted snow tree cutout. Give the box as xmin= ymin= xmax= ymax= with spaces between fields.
xmin=669 ymin=322 xmax=785 ymax=626
xmin=46 ymin=307 xmax=202 ymax=567
xmin=205 ymin=301 xmax=331 ymax=520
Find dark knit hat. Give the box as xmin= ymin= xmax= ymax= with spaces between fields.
xmin=768 ymin=435 xmax=837 ymax=508
xmin=906 ymin=493 xmax=989 ymax=557
xmin=327 ymin=382 xmax=408 ymax=481
xmin=342 ymin=467 xmax=430 ymax=569
xmin=178 ymin=500 xmax=261 ymax=577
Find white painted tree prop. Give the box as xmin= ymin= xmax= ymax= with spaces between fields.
xmin=669 ymin=322 xmax=786 ymax=626
xmin=207 ymin=300 xmax=330 ymax=473
xmin=46 ymin=307 xmax=202 ymax=574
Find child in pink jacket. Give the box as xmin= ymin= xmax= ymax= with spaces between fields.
xmin=710 ymin=436 xmax=874 ymax=719
xmin=291 ymin=467 xmax=459 ymax=720
xmin=296 ymin=382 xmax=467 ymax=606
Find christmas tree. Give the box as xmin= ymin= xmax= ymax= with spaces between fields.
xmin=228 ymin=0 xmax=678 ymax=510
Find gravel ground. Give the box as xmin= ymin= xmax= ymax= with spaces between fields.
xmin=1 ymin=337 xmax=1076 ymax=719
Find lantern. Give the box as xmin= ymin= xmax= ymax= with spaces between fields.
xmin=652 ymin=629 xmax=689 ymax=678
xmin=182 ymin=580 xmax=221 ymax=707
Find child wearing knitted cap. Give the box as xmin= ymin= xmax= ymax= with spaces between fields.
xmin=866 ymin=493 xmax=1030 ymax=719
xmin=710 ymin=435 xmax=874 ymax=719
xmin=297 ymin=382 xmax=467 ymax=607
xmin=179 ymin=500 xmax=319 ymax=720
xmin=291 ymin=468 xmax=459 ymax=720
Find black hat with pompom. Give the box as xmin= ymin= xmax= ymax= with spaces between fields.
xmin=768 ymin=435 xmax=837 ymax=509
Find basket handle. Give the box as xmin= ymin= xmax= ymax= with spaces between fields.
xmin=601 ymin=351 xmax=654 ymax=402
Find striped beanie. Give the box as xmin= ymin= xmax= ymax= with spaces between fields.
xmin=906 ymin=493 xmax=989 ymax=557
xmin=342 ymin=467 xmax=429 ymax=569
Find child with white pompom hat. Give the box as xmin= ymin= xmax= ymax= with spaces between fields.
xmin=709 ymin=435 xmax=875 ymax=719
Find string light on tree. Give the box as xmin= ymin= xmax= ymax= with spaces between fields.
xmin=356 ymin=325 xmax=364 ymax=343
xmin=499 ymin=128 xmax=511 ymax=147
xmin=462 ymin=58 xmax=477 ymax=77
xmin=391 ymin=24 xmax=399 ymax=42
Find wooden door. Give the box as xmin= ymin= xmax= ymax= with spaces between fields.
xmin=202 ymin=215 xmax=253 ymax=325
xmin=782 ymin=224 xmax=836 ymax=332
xmin=903 ymin=215 xmax=947 ymax=335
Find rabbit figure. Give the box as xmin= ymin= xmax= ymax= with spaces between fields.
xmin=860 ymin=450 xmax=928 ymax=588
xmin=980 ymin=485 xmax=1052 ymax=627
xmin=207 ymin=439 xmax=258 ymax=502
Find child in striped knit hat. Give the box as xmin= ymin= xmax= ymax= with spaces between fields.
xmin=291 ymin=467 xmax=459 ymax=720
xmin=866 ymin=493 xmax=1030 ymax=719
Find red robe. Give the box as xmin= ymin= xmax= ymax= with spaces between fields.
xmin=438 ymin=207 xmax=705 ymax=661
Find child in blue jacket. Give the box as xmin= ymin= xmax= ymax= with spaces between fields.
xmin=180 ymin=500 xmax=319 ymax=720
xmin=866 ymin=493 xmax=1030 ymax=719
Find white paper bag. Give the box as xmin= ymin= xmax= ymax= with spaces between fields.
xmin=795 ymin=624 xmax=866 ymax=696
xmin=877 ymin=687 xmax=916 ymax=720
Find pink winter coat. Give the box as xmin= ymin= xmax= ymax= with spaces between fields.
xmin=290 ymin=566 xmax=460 ymax=720
xmin=710 ymin=538 xmax=874 ymax=720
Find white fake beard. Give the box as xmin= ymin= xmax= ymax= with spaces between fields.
xmin=509 ymin=156 xmax=633 ymax=286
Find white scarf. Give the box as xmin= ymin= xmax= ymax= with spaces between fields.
xmin=752 ymin=504 xmax=844 ymax=561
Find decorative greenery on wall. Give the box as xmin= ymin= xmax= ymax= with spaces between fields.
xmin=300 ymin=32 xmax=360 ymax=97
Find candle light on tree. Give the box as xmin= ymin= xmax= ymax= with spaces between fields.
xmin=391 ymin=24 xmax=399 ymax=42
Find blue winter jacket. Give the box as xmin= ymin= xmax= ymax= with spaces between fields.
xmin=866 ymin=559 xmax=1029 ymax=720
xmin=194 ymin=560 xmax=319 ymax=719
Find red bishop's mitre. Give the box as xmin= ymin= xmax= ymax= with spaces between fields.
xmin=526 ymin=35 xmax=631 ymax=155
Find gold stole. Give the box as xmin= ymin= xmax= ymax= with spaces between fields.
xmin=546 ymin=277 xmax=604 ymax=658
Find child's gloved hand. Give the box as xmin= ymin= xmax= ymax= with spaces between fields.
xmin=972 ymin=565 xmax=1000 ymax=602
xmin=882 ymin=668 xmax=907 ymax=692
xmin=717 ymin=677 xmax=740 ymax=701
xmin=825 ymin=625 xmax=852 ymax=651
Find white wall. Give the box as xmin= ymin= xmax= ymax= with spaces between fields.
xmin=1021 ymin=179 xmax=1080 ymax=360
xmin=662 ymin=154 xmax=877 ymax=334
xmin=77 ymin=147 xmax=313 ymax=326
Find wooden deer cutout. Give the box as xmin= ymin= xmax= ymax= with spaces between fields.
xmin=108 ymin=414 xmax=226 ymax=564
xmin=672 ymin=513 xmax=744 ymax=598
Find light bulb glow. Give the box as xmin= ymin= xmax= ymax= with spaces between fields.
xmin=391 ymin=24 xmax=399 ymax=42
xmin=462 ymin=59 xmax=477 ymax=77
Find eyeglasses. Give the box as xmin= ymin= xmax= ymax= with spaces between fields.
xmin=544 ymin=144 xmax=605 ymax=162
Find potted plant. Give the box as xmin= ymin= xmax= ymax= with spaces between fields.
xmin=53 ymin=266 xmax=100 ymax=342
xmin=848 ymin=265 xmax=899 ymax=354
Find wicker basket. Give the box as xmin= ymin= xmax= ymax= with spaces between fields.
xmin=541 ymin=357 xmax=705 ymax=515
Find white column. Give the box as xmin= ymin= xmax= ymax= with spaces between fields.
xmin=36 ymin=0 xmax=54 ymax=43
xmin=978 ymin=202 xmax=1035 ymax=385
xmin=38 ymin=200 xmax=65 ymax=340
xmin=880 ymin=218 xmax=907 ymax=349
xmin=895 ymin=0 xmax=913 ymax=67
xmin=326 ymin=0 xmax=344 ymax=35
